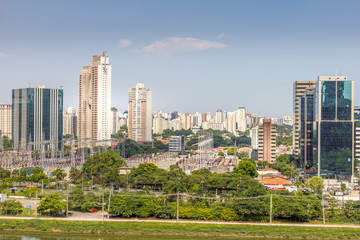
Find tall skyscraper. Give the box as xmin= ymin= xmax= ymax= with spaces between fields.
xmin=313 ymin=76 xmax=354 ymax=180
xmin=299 ymin=88 xmax=315 ymax=168
xmin=293 ymin=81 xmax=316 ymax=157
xmin=63 ymin=106 xmax=77 ymax=137
xmin=12 ymin=85 xmax=63 ymax=151
xmin=258 ymin=119 xmax=276 ymax=163
xmin=0 ymin=104 xmax=12 ymax=139
xmin=354 ymin=106 xmax=360 ymax=163
xmin=128 ymin=83 xmax=152 ymax=142
xmin=78 ymin=53 xmax=112 ymax=144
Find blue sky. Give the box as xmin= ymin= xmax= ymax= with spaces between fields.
xmin=0 ymin=0 xmax=359 ymax=117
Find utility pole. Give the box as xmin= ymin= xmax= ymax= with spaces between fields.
xmin=108 ymin=191 xmax=111 ymax=219
xmin=322 ymin=194 xmax=325 ymax=225
xmin=102 ymin=192 xmax=104 ymax=221
xmin=269 ymin=193 xmax=272 ymax=224
xmin=176 ymin=192 xmax=180 ymax=222
xmin=35 ymin=191 xmax=38 ymax=218
xmin=66 ymin=192 xmax=69 ymax=217
xmin=41 ymin=179 xmax=44 ymax=193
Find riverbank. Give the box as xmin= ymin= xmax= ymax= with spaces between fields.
xmin=0 ymin=218 xmax=360 ymax=239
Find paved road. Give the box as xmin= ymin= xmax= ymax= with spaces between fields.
xmin=0 ymin=215 xmax=360 ymax=228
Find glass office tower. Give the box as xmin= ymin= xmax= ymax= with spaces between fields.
xmin=12 ymin=85 xmax=63 ymax=151
xmin=313 ymin=76 xmax=354 ymax=180
xmin=300 ymin=88 xmax=314 ymax=168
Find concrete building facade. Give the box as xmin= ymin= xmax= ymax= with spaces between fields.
xmin=258 ymin=119 xmax=276 ymax=163
xmin=0 ymin=104 xmax=12 ymax=139
xmin=78 ymin=53 xmax=112 ymax=144
xmin=128 ymin=83 xmax=152 ymax=142
xmin=63 ymin=106 xmax=77 ymax=137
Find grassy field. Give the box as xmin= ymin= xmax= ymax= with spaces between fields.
xmin=0 ymin=219 xmax=360 ymax=239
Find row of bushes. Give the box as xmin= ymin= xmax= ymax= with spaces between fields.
xmin=106 ymin=194 xmax=322 ymax=222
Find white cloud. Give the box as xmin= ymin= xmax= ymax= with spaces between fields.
xmin=133 ymin=37 xmax=227 ymax=54
xmin=217 ymin=33 xmax=226 ymax=39
xmin=0 ymin=52 xmax=8 ymax=58
xmin=217 ymin=33 xmax=231 ymax=39
xmin=118 ymin=39 xmax=132 ymax=48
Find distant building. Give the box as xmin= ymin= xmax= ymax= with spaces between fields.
xmin=226 ymin=112 xmax=236 ymax=133
xmin=354 ymin=106 xmax=360 ymax=163
xmin=171 ymin=111 xmax=179 ymax=120
xmin=12 ymin=85 xmax=63 ymax=151
xmin=299 ymin=89 xmax=314 ymax=168
xmin=63 ymin=107 xmax=77 ymax=137
xmin=249 ymin=126 xmax=259 ymax=149
xmin=153 ymin=115 xmax=169 ymax=134
xmin=258 ymin=119 xmax=276 ymax=163
xmin=169 ymin=135 xmax=185 ymax=152
xmin=128 ymin=83 xmax=152 ymax=142
xmin=293 ymin=81 xmax=316 ymax=158
xmin=0 ymin=104 xmax=12 ymax=139
xmin=235 ymin=107 xmax=246 ymax=132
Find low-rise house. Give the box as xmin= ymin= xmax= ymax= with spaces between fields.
xmin=259 ymin=177 xmax=292 ymax=190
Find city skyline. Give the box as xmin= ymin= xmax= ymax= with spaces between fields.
xmin=1 ymin=1 xmax=360 ymax=117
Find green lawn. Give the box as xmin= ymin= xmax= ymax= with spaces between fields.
xmin=0 ymin=219 xmax=360 ymax=239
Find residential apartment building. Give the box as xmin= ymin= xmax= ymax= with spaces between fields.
xmin=78 ymin=53 xmax=112 ymax=144
xmin=128 ymin=83 xmax=152 ymax=142
xmin=0 ymin=104 xmax=12 ymax=139
xmin=63 ymin=106 xmax=77 ymax=137
xmin=169 ymin=135 xmax=185 ymax=152
xmin=258 ymin=119 xmax=276 ymax=163
xmin=235 ymin=107 xmax=246 ymax=132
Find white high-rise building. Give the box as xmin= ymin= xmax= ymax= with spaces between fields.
xmin=78 ymin=53 xmax=112 ymax=144
xmin=235 ymin=107 xmax=247 ymax=132
xmin=0 ymin=104 xmax=12 ymax=139
xmin=128 ymin=83 xmax=152 ymax=142
xmin=63 ymin=107 xmax=77 ymax=137
xmin=226 ymin=112 xmax=236 ymax=133
xmin=153 ymin=115 xmax=169 ymax=134
xmin=250 ymin=126 xmax=259 ymax=149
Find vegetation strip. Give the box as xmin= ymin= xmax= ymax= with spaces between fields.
xmin=0 ymin=219 xmax=360 ymax=239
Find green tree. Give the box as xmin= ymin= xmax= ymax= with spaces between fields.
xmin=257 ymin=161 xmax=268 ymax=169
xmin=69 ymin=167 xmax=82 ymax=184
xmin=51 ymin=168 xmax=67 ymax=181
xmin=236 ymin=151 xmax=248 ymax=159
xmin=82 ymin=149 xmax=127 ymax=185
xmin=305 ymin=176 xmax=324 ymax=195
xmin=2 ymin=136 xmax=12 ymax=151
xmin=0 ymin=200 xmax=23 ymax=215
xmin=218 ymin=151 xmax=225 ymax=157
xmin=227 ymin=147 xmax=235 ymax=155
xmin=234 ymin=160 xmax=258 ymax=177
xmin=0 ymin=169 xmax=10 ymax=180
xmin=38 ymin=192 xmax=66 ymax=216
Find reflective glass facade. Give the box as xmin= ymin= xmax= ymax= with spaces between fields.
xmin=320 ymin=122 xmax=353 ymax=176
xmin=12 ymin=87 xmax=63 ymax=150
xmin=300 ymin=90 xmax=314 ymax=168
xmin=314 ymin=77 xmax=354 ymax=180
